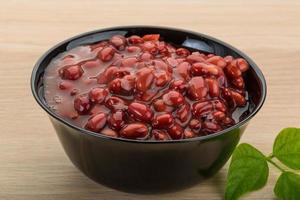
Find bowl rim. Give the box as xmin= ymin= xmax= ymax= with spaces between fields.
xmin=31 ymin=25 xmax=267 ymax=144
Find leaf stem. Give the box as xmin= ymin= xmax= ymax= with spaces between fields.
xmin=268 ymin=153 xmax=274 ymax=159
xmin=266 ymin=157 xmax=285 ymax=173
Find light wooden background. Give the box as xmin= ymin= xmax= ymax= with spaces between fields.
xmin=1 ymin=0 xmax=300 ymax=199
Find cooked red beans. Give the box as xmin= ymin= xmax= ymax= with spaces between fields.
xmin=44 ymin=34 xmax=250 ymax=140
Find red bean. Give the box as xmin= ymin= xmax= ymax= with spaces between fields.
xmin=152 ymin=99 xmax=165 ymax=112
xmin=153 ymin=129 xmax=169 ymax=141
xmin=152 ymin=99 xmax=173 ymax=112
xmin=231 ymin=90 xmax=246 ymax=106
xmin=126 ymin=46 xmax=141 ymax=53
xmin=102 ymin=128 xmax=118 ymax=137
xmin=175 ymin=62 xmax=191 ymax=80
xmin=120 ymin=123 xmax=149 ymax=139
xmin=221 ymin=88 xmax=233 ymax=101
xmin=203 ymin=121 xmax=221 ymax=133
xmin=212 ymin=111 xmax=226 ymax=121
xmin=155 ymin=71 xmax=171 ymax=87
xmin=192 ymin=101 xmax=213 ymax=117
xmin=236 ymin=58 xmax=249 ymax=72
xmin=148 ymin=46 xmax=159 ymax=56
xmin=190 ymin=62 xmax=203 ymax=76
xmin=150 ymin=49 xmax=159 ymax=57
xmin=98 ymin=46 xmax=115 ymax=62
xmin=59 ymin=65 xmax=83 ymax=80
xmin=206 ymin=56 xmax=227 ymax=68
xmin=115 ymin=68 xmax=131 ymax=78
xmin=109 ymin=35 xmax=126 ymax=50
xmin=168 ymin=123 xmax=183 ymax=139
xmin=223 ymin=117 xmax=234 ymax=125
xmin=191 ymin=62 xmax=220 ymax=76
xmin=166 ymin=57 xmax=178 ymax=67
xmin=135 ymin=68 xmax=154 ymax=92
xmin=121 ymin=57 xmax=138 ymax=68
xmin=186 ymin=54 xmax=206 ymax=63
xmin=207 ymin=54 xmax=215 ymax=58
xmin=120 ymin=75 xmax=135 ymax=94
xmin=152 ymin=113 xmax=174 ymax=128
xmin=176 ymin=58 xmax=187 ymax=64
xmin=153 ymin=59 xmax=171 ymax=72
xmin=212 ymin=100 xmax=227 ymax=113
xmin=232 ymin=77 xmax=245 ymax=89
xmin=162 ymin=90 xmax=185 ymax=106
xmin=85 ymin=112 xmax=107 ymax=132
xmin=140 ymin=52 xmax=153 ymax=62
xmin=142 ymin=34 xmax=160 ymax=41
xmin=108 ymin=110 xmax=125 ymax=130
xmin=184 ymin=129 xmax=196 ymax=139
xmin=97 ymin=66 xmax=118 ymax=84
xmin=166 ymin=44 xmax=176 ymax=53
xmin=189 ymin=119 xmax=202 ymax=132
xmin=157 ymin=42 xmax=169 ymax=56
xmin=176 ymin=48 xmax=190 ymax=57
xmin=222 ymin=88 xmax=246 ymax=107
xmin=108 ymin=78 xmax=122 ymax=94
xmin=142 ymin=41 xmax=157 ymax=53
xmin=169 ymin=80 xmax=187 ymax=93
xmin=176 ymin=103 xmax=190 ymax=123
xmin=128 ymin=35 xmax=143 ymax=44
xmin=128 ymin=102 xmax=153 ymax=122
xmin=74 ymin=94 xmax=91 ymax=114
xmin=89 ymin=88 xmax=108 ymax=104
xmin=225 ymin=62 xmax=242 ymax=78
xmin=224 ymin=55 xmax=234 ymax=63
xmin=105 ymin=96 xmax=126 ymax=111
xmin=187 ymin=77 xmax=208 ymax=100
xmin=205 ymin=78 xmax=220 ymax=97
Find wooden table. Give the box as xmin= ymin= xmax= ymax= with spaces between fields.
xmin=1 ymin=0 xmax=299 ymax=199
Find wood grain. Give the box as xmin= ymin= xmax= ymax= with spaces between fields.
xmin=1 ymin=0 xmax=300 ymax=199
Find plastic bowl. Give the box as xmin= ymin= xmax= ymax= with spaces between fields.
xmin=31 ymin=26 xmax=266 ymax=193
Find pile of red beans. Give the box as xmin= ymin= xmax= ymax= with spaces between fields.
xmin=44 ymin=34 xmax=249 ymax=140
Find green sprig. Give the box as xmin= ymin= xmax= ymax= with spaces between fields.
xmin=225 ymin=127 xmax=300 ymax=200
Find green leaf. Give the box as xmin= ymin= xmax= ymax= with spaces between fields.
xmin=274 ymin=172 xmax=300 ymax=200
xmin=225 ymin=143 xmax=269 ymax=200
xmin=273 ymin=127 xmax=300 ymax=169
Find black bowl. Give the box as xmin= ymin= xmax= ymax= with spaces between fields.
xmin=31 ymin=26 xmax=266 ymax=193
